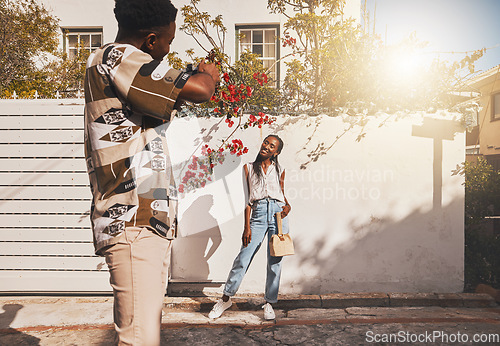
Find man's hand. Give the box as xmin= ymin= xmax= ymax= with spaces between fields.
xmin=197 ymin=60 xmax=220 ymax=83
xmin=177 ymin=60 xmax=220 ymax=104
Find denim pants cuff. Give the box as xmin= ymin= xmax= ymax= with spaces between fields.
xmin=223 ymin=290 xmax=235 ymax=297
xmin=264 ymin=296 xmax=278 ymax=304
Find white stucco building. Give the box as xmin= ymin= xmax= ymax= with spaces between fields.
xmin=42 ymin=0 xmax=361 ymax=83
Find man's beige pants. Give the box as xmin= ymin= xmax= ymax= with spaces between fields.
xmin=103 ymin=227 xmax=172 ymax=345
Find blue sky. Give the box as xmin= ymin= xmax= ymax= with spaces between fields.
xmin=364 ymin=0 xmax=500 ymax=73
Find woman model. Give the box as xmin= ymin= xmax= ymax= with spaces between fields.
xmin=209 ymin=134 xmax=291 ymax=320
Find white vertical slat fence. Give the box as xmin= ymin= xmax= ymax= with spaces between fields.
xmin=0 ymin=99 xmax=110 ymax=292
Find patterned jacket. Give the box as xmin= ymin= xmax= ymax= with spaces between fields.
xmin=84 ymin=43 xmax=190 ymax=255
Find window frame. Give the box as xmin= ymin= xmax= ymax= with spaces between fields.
xmin=61 ymin=27 xmax=103 ymax=60
xmin=491 ymin=92 xmax=500 ymax=122
xmin=235 ymin=24 xmax=280 ymax=88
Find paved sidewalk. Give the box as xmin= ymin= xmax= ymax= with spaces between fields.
xmin=0 ymin=293 xmax=499 ymax=345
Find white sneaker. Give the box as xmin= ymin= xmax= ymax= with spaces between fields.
xmin=208 ymin=298 xmax=232 ymax=319
xmin=262 ymin=302 xmax=275 ymax=320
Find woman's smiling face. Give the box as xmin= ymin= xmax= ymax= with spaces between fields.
xmin=259 ymin=136 xmax=281 ymax=159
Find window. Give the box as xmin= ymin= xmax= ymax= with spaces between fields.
xmin=487 ymin=154 xmax=500 ymax=171
xmin=465 ymin=145 xmax=480 ymax=155
xmin=62 ymin=28 xmax=103 ymax=59
xmin=236 ymin=25 xmax=279 ymax=86
xmin=492 ymin=92 xmax=500 ymax=121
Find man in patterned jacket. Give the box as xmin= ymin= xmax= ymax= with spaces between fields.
xmin=84 ymin=0 xmax=220 ymax=344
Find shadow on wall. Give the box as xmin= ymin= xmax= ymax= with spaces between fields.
xmin=412 ymin=117 xmax=463 ymax=211
xmin=168 ymin=114 xmax=465 ymax=294
xmin=172 ymin=194 xmax=222 ymax=288
xmin=275 ymin=116 xmax=464 ymax=294
xmin=0 ymin=304 xmax=41 ymax=345
xmin=290 ymin=198 xmax=464 ymax=294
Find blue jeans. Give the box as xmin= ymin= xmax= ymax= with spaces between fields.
xmin=223 ymin=198 xmax=289 ymax=303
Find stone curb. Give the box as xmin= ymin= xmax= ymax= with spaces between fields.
xmin=163 ymin=292 xmax=498 ymax=312
xmin=0 ymin=294 xmax=497 ymax=332
xmin=1 ymin=292 xmax=496 ymax=313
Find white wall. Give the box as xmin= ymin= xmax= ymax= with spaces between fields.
xmin=169 ymin=111 xmax=465 ymax=294
xmin=41 ymin=0 xmax=117 ymax=45
xmin=0 ymin=100 xmax=465 ymax=293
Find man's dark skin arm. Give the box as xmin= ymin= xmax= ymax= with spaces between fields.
xmin=115 ymin=24 xmax=219 ymax=106
xmin=177 ymin=60 xmax=220 ymax=104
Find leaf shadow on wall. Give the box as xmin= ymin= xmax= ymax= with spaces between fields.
xmin=280 ymin=115 xmax=464 ymax=294
xmin=290 ymin=198 xmax=464 ymax=294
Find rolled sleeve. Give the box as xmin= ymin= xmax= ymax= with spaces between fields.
xmin=105 ymin=45 xmax=190 ymax=121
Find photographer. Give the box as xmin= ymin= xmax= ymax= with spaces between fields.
xmin=83 ymin=0 xmax=219 ymax=344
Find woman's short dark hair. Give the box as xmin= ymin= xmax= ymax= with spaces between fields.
xmin=114 ymin=0 xmax=177 ymax=31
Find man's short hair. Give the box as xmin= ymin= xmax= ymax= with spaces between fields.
xmin=114 ymin=0 xmax=178 ymax=31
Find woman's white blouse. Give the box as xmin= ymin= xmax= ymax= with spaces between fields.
xmin=246 ymin=162 xmax=285 ymax=204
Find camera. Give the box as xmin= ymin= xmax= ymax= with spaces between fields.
xmin=184 ymin=63 xmax=199 ymax=76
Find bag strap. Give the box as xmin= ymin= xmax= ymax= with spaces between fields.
xmin=275 ymin=211 xmax=283 ymax=237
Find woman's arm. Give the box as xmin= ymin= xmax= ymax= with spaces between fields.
xmin=242 ymin=164 xmax=252 ymax=247
xmin=279 ymin=170 xmax=291 ymax=218
xmin=242 ymin=204 xmax=252 ymax=247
